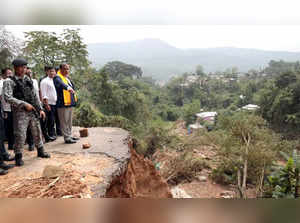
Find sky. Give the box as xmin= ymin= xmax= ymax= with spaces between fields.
xmin=3 ymin=0 xmax=300 ymax=51
xmin=6 ymin=25 xmax=300 ymax=52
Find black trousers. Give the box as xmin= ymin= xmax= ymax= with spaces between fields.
xmin=3 ymin=111 xmax=14 ymax=150
xmin=41 ymin=105 xmax=57 ymax=138
xmin=54 ymin=107 xmax=62 ymax=136
xmin=0 ymin=111 xmax=9 ymax=159
xmin=26 ymin=127 xmax=34 ymax=147
xmin=47 ymin=105 xmax=56 ymax=137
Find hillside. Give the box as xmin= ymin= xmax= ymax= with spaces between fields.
xmin=88 ymin=39 xmax=300 ymax=80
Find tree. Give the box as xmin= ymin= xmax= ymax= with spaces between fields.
xmin=195 ymin=65 xmax=205 ymax=76
xmin=265 ymin=150 xmax=300 ymax=198
xmin=23 ymin=29 xmax=90 ymax=82
xmin=60 ymin=28 xmax=90 ymax=71
xmin=0 ymin=26 xmax=23 ymax=68
xmin=103 ymin=61 xmax=143 ymax=80
xmin=258 ymin=73 xmax=300 ymax=127
xmin=24 ymin=31 xmax=62 ymax=74
xmin=215 ymin=113 xmax=277 ymax=198
xmin=275 ymin=71 xmax=297 ymax=89
xmin=88 ymin=68 xmax=150 ymax=123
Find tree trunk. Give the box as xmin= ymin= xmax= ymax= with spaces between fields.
xmin=295 ymin=168 xmax=299 ymax=198
xmin=237 ymin=168 xmax=244 ymax=198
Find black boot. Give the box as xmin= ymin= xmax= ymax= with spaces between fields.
xmin=0 ymin=168 xmax=8 ymax=175
xmin=37 ymin=147 xmax=51 ymax=158
xmin=44 ymin=135 xmax=56 ymax=143
xmin=3 ymin=153 xmax=15 ymax=161
xmin=72 ymin=137 xmax=80 ymax=141
xmin=28 ymin=144 xmax=34 ymax=151
xmin=65 ymin=139 xmax=77 ymax=144
xmin=0 ymin=162 xmax=14 ymax=170
xmin=15 ymin=153 xmax=24 ymax=166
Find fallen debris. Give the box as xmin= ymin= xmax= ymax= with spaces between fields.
xmin=105 ymin=149 xmax=172 ymax=198
xmin=82 ymin=143 xmax=91 ymax=149
xmin=171 ymin=186 xmax=192 ymax=198
xmin=6 ymin=170 xmax=91 ymax=198
xmin=42 ymin=165 xmax=65 ymax=179
xmin=79 ymin=128 xmax=89 ymax=137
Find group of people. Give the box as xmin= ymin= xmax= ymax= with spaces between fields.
xmin=0 ymin=58 xmax=79 ymax=175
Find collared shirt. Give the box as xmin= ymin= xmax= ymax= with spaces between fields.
xmin=0 ymin=79 xmax=12 ymax=112
xmin=40 ymin=76 xmax=57 ymax=105
xmin=32 ymin=79 xmax=40 ymax=101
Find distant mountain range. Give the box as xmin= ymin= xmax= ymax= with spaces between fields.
xmin=88 ymin=38 xmax=300 ymax=81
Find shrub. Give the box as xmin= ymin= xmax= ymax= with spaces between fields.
xmin=104 ymin=115 xmax=133 ymax=130
xmin=73 ymin=102 xmax=106 ymax=128
xmin=131 ymin=121 xmax=180 ymax=157
xmin=211 ymin=112 xmax=280 ymax=197
xmin=264 ymin=150 xmax=300 ymax=198
xmin=162 ymin=151 xmax=210 ymax=185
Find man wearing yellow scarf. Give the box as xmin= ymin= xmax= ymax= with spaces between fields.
xmin=53 ymin=64 xmax=79 ymax=144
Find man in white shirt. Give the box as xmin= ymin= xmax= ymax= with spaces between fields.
xmin=0 ymin=68 xmax=15 ymax=154
xmin=40 ymin=66 xmax=58 ymax=140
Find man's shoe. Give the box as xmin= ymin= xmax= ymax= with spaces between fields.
xmin=0 ymin=162 xmax=14 ymax=170
xmin=44 ymin=135 xmax=56 ymax=143
xmin=50 ymin=136 xmax=57 ymax=141
xmin=72 ymin=137 xmax=80 ymax=141
xmin=15 ymin=153 xmax=24 ymax=166
xmin=28 ymin=144 xmax=34 ymax=151
xmin=3 ymin=154 xmax=15 ymax=161
xmin=37 ymin=147 xmax=51 ymax=158
xmin=0 ymin=168 xmax=8 ymax=175
xmin=65 ymin=139 xmax=77 ymax=144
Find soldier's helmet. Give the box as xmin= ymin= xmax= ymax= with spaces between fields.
xmin=12 ymin=58 xmax=28 ymax=67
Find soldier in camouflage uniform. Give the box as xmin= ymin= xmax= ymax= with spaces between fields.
xmin=2 ymin=59 xmax=50 ymax=166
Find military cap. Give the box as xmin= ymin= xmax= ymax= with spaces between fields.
xmin=12 ymin=58 xmax=28 ymax=67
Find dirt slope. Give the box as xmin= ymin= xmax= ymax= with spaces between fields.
xmin=105 ymin=149 xmax=172 ymax=198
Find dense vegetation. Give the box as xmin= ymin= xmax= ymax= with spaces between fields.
xmin=2 ymin=26 xmax=300 ymax=198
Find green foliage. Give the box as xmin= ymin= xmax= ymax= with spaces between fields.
xmin=0 ymin=27 xmax=22 ymax=68
xmin=73 ymin=102 xmax=106 ymax=128
xmin=264 ymin=150 xmax=300 ymax=198
xmin=24 ymin=29 xmax=90 ymax=84
xmin=103 ymin=61 xmax=142 ymax=80
xmin=74 ymin=101 xmax=133 ymax=130
xmin=103 ymin=115 xmax=133 ymax=130
xmin=89 ymin=68 xmax=150 ymax=123
xmin=264 ymin=60 xmax=300 ymax=76
xmin=182 ymin=100 xmax=201 ymax=126
xmin=212 ymin=113 xmax=278 ymax=186
xmin=164 ymin=151 xmax=210 ymax=185
xmin=259 ymin=71 xmax=300 ymax=127
xmin=131 ymin=121 xmax=180 ymax=157
xmin=195 ymin=65 xmax=205 ymax=76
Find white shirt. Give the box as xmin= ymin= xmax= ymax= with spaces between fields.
xmin=40 ymin=76 xmax=57 ymax=105
xmin=32 ymin=79 xmax=40 ymax=100
xmin=0 ymin=78 xmax=12 ymax=112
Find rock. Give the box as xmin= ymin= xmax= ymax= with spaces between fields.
xmin=42 ymin=165 xmax=65 ymax=179
xmin=82 ymin=143 xmax=91 ymax=149
xmin=221 ymin=195 xmax=233 ymax=199
xmin=197 ymin=175 xmax=207 ymax=182
xmin=171 ymin=186 xmax=192 ymax=198
xmin=220 ymin=190 xmax=235 ymax=198
xmin=79 ymin=128 xmax=88 ymax=137
xmin=200 ymin=154 xmax=209 ymax=159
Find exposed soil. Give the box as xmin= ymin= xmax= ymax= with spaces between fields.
xmin=0 ymin=127 xmax=131 ymax=198
xmin=105 ymin=149 xmax=172 ymax=198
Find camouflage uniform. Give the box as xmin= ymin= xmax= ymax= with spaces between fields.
xmin=2 ymin=75 xmax=44 ymax=154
